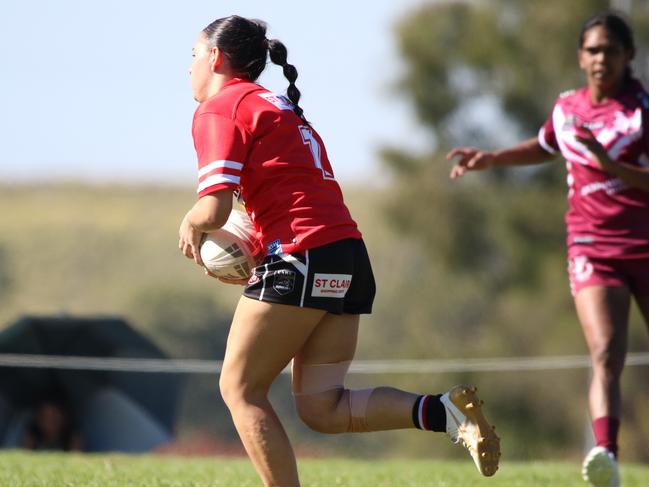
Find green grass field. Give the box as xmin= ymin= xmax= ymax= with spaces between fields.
xmin=0 ymin=452 xmax=648 ymax=487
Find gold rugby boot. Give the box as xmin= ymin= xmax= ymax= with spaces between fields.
xmin=440 ymin=385 xmax=501 ymax=477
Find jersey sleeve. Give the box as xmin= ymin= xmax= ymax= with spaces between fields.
xmin=538 ymin=106 xmax=560 ymax=154
xmin=192 ymin=112 xmax=250 ymax=198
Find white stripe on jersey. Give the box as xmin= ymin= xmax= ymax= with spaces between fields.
xmin=552 ymin=105 xmax=570 ymax=156
xmin=197 ymin=174 xmax=241 ymax=193
xmin=538 ymin=127 xmax=557 ymax=154
xmin=553 ymin=106 xmax=592 ymax=166
xmin=198 ymin=160 xmax=244 ymax=178
xmin=607 ymin=109 xmax=643 ymax=159
xmin=563 ymin=143 xmax=592 ymax=167
xmin=608 ymin=131 xmax=641 ymax=159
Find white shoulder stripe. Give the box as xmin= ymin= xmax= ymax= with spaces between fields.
xmin=198 ymin=160 xmax=243 ymax=178
xmin=197 ymin=174 xmax=240 ymax=193
xmin=538 ymin=127 xmax=557 ymax=154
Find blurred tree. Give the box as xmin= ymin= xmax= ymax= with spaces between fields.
xmin=394 ymin=0 xmax=649 ymax=146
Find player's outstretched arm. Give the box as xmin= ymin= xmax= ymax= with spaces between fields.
xmin=447 ymin=137 xmax=553 ymax=179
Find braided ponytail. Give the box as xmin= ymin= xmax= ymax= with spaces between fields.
xmin=267 ymin=39 xmax=309 ymax=124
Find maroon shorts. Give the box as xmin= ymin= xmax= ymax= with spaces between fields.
xmin=567 ymin=255 xmax=649 ymax=297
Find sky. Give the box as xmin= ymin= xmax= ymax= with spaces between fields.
xmin=0 ymin=0 xmax=431 ymax=186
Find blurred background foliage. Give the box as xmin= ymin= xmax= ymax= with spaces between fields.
xmin=2 ymin=0 xmax=649 ymax=462
xmin=378 ymin=0 xmax=649 ymax=461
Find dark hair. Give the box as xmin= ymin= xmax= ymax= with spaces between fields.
xmin=579 ymin=11 xmax=634 ymax=51
xmin=202 ymin=15 xmax=308 ymax=123
xmin=579 ymin=11 xmax=635 ymax=81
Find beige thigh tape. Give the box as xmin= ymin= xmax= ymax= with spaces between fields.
xmin=291 ymin=360 xmax=351 ymax=395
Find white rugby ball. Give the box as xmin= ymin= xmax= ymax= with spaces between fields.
xmin=200 ymin=209 xmax=261 ymax=279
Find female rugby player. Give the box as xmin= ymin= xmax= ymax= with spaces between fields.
xmin=448 ymin=11 xmax=649 ymax=487
xmin=178 ymin=15 xmax=500 ymax=487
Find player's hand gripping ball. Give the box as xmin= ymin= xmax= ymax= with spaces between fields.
xmin=200 ymin=209 xmax=262 ymax=280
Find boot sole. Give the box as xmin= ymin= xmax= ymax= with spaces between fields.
xmin=449 ymin=385 xmax=501 ymax=477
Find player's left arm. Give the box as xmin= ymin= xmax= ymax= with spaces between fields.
xmin=179 ymin=190 xmax=234 ymax=265
xmin=575 ymin=127 xmax=649 ymax=193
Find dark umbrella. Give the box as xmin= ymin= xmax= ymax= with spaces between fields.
xmin=0 ymin=315 xmax=183 ymax=451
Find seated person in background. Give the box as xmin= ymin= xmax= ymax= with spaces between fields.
xmin=23 ymin=398 xmax=82 ymax=451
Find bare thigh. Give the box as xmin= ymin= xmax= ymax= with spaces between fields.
xmin=574 ymin=285 xmax=630 ymax=371
xmin=295 ymin=313 xmax=359 ymax=366
xmin=221 ymin=296 xmax=327 ymax=393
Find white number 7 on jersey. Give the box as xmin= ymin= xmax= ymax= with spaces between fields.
xmin=299 ymin=125 xmax=335 ymax=180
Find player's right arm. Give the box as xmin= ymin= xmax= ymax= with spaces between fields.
xmin=180 ymin=109 xmax=249 ymax=266
xmin=447 ymin=137 xmax=553 ymax=179
xmin=448 ymin=103 xmax=562 ymax=179
xmin=178 ymin=190 xmax=234 ymax=266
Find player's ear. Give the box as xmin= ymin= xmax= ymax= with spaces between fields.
xmin=209 ymin=47 xmax=223 ymax=73
xmin=577 ymin=48 xmax=587 ymax=71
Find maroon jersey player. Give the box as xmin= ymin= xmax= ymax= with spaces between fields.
xmin=448 ymin=11 xmax=649 ymax=487
xmin=540 ymin=80 xmax=649 ymax=262
xmin=178 ymin=15 xmax=500 ymax=487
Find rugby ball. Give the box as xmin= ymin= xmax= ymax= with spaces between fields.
xmin=200 ymin=209 xmax=262 ymax=279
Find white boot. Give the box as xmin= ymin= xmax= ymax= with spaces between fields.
xmin=582 ymin=446 xmax=620 ymax=487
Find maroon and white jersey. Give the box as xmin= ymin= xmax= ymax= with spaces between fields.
xmin=539 ymin=80 xmax=649 ymax=259
xmin=192 ymin=78 xmax=361 ymax=256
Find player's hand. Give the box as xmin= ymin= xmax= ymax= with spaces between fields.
xmin=217 ymin=275 xmax=248 ymax=286
xmin=202 ymin=268 xmax=246 ymax=285
xmin=178 ymin=212 xmax=204 ymax=266
xmin=446 ymin=147 xmax=495 ymax=179
xmin=574 ymin=125 xmax=608 ymax=165
xmin=203 ymin=268 xmax=219 ymax=279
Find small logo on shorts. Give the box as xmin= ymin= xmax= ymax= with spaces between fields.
xmin=570 ymin=256 xmax=594 ymax=282
xmin=247 ymin=273 xmax=260 ymax=285
xmin=273 ymin=270 xmax=295 ymax=295
xmin=311 ymin=273 xmax=352 ymax=298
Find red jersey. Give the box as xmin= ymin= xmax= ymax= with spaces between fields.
xmin=538 ymin=79 xmax=649 ymax=259
xmin=192 ymin=78 xmax=361 ymax=255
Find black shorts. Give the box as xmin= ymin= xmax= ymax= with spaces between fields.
xmin=243 ymin=238 xmax=376 ymax=314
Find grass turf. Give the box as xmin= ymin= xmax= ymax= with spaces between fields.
xmin=0 ymin=452 xmax=648 ymax=486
